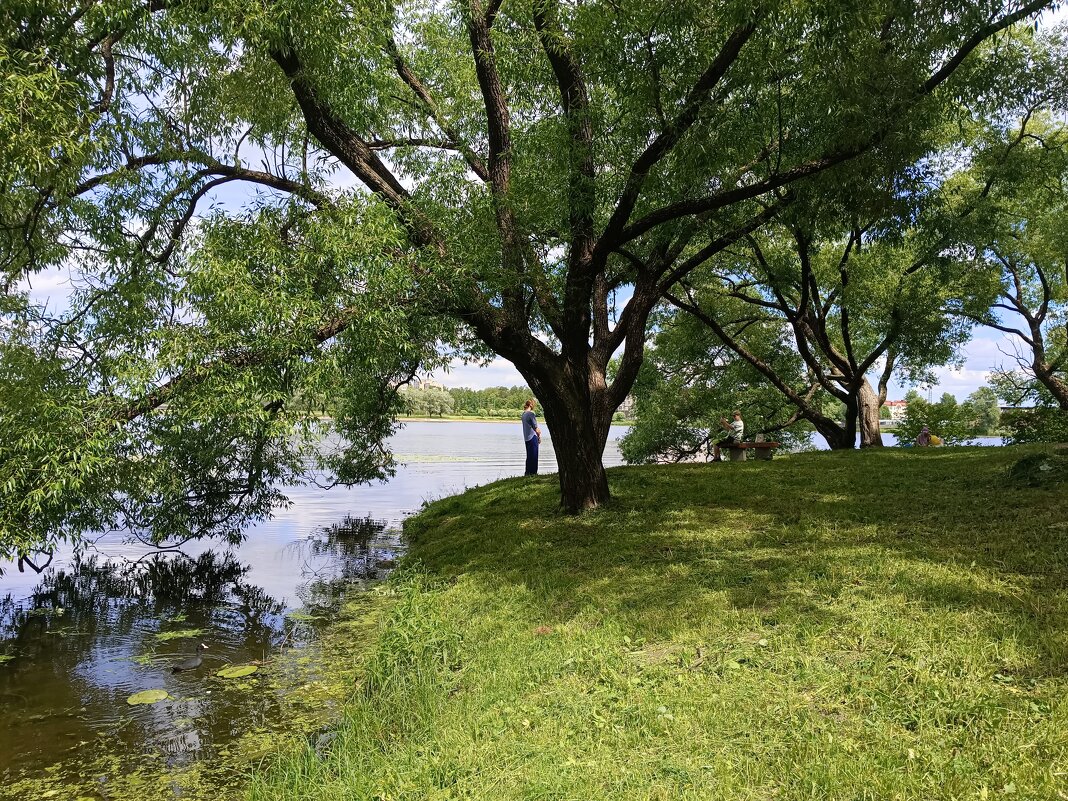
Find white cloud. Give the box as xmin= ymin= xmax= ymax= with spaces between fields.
xmin=885 ymin=330 xmax=1033 ymax=401
xmin=429 ymin=357 xmax=527 ymax=389
xmin=18 ymin=267 xmax=77 ymax=312
xmin=1041 ymin=4 xmax=1068 ymax=24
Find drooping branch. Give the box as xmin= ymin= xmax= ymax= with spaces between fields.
xmin=70 ymin=151 xmax=332 ymax=209
xmin=664 ymin=288 xmax=834 ymax=421
xmin=116 ymin=305 xmax=365 ymax=424
xmin=955 ymin=309 xmax=1037 ymax=346
xmin=71 ymin=152 xmax=176 ymax=196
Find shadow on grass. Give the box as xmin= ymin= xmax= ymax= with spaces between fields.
xmin=406 ymin=445 xmax=1068 ymax=677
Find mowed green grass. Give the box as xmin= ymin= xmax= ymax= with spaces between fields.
xmin=251 ymin=446 xmax=1068 ymax=800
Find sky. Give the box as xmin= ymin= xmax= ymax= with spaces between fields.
xmin=18 ymin=5 xmax=1067 ymax=403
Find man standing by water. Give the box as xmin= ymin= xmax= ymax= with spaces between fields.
xmin=522 ymin=399 xmax=542 ymax=475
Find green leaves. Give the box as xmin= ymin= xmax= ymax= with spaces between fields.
xmin=2 ymin=0 xmax=1060 ymax=542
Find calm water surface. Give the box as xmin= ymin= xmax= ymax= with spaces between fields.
xmin=0 ymin=422 xmax=626 ymax=797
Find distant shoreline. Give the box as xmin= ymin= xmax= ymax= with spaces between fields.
xmin=398 ymin=416 xmax=516 ymax=423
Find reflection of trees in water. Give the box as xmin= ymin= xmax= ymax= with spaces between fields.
xmin=0 ymin=551 xmax=284 ymax=641
xmin=289 ymin=515 xmax=405 ymax=616
xmin=315 ymin=515 xmax=388 ymax=558
xmin=0 ymin=550 xmax=292 ymax=783
xmin=0 ymin=517 xmax=403 ymax=788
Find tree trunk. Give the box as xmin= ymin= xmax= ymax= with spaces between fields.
xmin=537 ymin=388 xmax=612 ymax=513
xmin=810 ymin=416 xmax=854 ymax=449
xmin=550 ymin=419 xmax=611 ymax=513
xmin=1036 ymin=365 xmax=1068 ymax=410
xmin=857 ymin=378 xmax=885 ymax=447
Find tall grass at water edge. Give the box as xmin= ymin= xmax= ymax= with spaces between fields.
xmin=250 ymin=445 xmax=1068 ymax=800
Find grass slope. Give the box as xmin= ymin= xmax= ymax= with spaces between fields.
xmin=252 ymin=446 xmax=1068 ymax=800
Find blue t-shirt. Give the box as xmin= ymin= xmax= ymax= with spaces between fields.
xmin=521 ymin=410 xmax=539 ymax=441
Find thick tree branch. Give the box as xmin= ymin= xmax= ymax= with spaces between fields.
xmin=533 ymin=0 xmax=602 ymax=361
xmin=272 ymin=45 xmax=429 ymax=241
xmin=534 ymin=0 xmax=596 ymax=267
xmin=654 ymin=199 xmax=788 ymax=296
xmin=467 ymin=0 xmax=531 ymax=325
xmin=920 ymin=0 xmax=1053 ymax=96
xmin=595 ymin=14 xmax=762 ymax=258
xmin=955 ymin=309 xmax=1035 ymax=347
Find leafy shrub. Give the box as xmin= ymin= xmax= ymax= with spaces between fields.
xmin=897 ymin=393 xmax=977 ymax=445
xmin=1002 ymin=407 xmax=1068 ymax=444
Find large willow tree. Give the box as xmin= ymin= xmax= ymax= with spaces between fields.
xmin=0 ymin=0 xmax=1055 ymax=560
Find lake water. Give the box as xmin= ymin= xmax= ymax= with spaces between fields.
xmin=814 ymin=432 xmax=1004 ymax=449
xmin=0 ymin=422 xmax=627 ymax=798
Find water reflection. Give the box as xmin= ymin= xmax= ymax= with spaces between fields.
xmin=285 ymin=515 xmax=404 ymax=619
xmin=0 ymin=518 xmax=400 ymax=794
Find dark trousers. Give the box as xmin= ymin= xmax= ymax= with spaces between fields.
xmin=524 ymin=437 xmax=539 ymax=475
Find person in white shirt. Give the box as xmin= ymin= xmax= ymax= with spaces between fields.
xmin=711 ymin=410 xmax=744 ymax=462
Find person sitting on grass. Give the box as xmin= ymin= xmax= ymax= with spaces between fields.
xmin=915 ymin=425 xmax=945 ymax=447
xmin=711 ymin=410 xmax=744 ymax=462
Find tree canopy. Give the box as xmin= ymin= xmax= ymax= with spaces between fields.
xmin=0 ymin=0 xmax=1059 ymax=561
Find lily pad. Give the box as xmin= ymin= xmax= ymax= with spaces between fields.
xmin=155 ymin=628 xmax=204 ymax=642
xmin=126 ymin=689 xmax=170 ymax=705
xmin=216 ymin=664 xmax=258 ymax=679
xmin=0 ymin=654 xmax=14 ymax=664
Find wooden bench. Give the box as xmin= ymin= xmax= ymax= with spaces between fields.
xmin=726 ymin=441 xmax=781 ymax=461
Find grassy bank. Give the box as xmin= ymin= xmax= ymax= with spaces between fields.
xmin=251 ymin=446 xmax=1068 ymax=800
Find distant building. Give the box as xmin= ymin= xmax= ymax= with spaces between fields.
xmin=883 ymin=400 xmax=908 ymax=422
xmin=412 ymin=376 xmax=446 ymax=391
